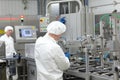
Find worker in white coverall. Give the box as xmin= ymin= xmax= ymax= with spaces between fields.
xmin=35 ymin=21 xmax=70 ymax=80
xmin=0 ymin=26 xmax=18 ymax=80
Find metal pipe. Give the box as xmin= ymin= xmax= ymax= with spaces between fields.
xmin=68 ymin=1 xmax=71 ymax=14
xmin=44 ymin=0 xmax=46 ymax=16
xmin=90 ymin=2 xmax=120 ymax=8
xmin=111 ymin=14 xmax=120 ymax=80
xmin=84 ymin=0 xmax=89 ymax=6
xmin=37 ymin=0 xmax=40 ymax=15
xmin=114 ymin=66 xmax=119 ymax=80
xmin=85 ymin=47 xmax=89 ymax=80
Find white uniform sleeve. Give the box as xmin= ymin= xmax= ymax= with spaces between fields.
xmin=52 ymin=46 xmax=70 ymax=71
xmin=0 ymin=36 xmax=4 ymax=41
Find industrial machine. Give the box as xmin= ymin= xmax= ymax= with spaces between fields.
xmin=41 ymin=0 xmax=94 ymax=80
xmin=14 ymin=25 xmax=37 ymax=80
xmin=0 ymin=0 xmax=120 ymax=80
xmin=43 ymin=1 xmax=120 ymax=80
xmin=14 ymin=25 xmax=37 ymax=43
xmin=0 ymin=16 xmax=38 ymax=80
xmin=63 ymin=11 xmax=120 ymax=80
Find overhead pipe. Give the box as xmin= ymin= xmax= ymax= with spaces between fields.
xmin=44 ymin=0 xmax=46 ymax=16
xmin=37 ymin=0 xmax=40 ymax=15
xmin=90 ymin=1 xmax=120 ymax=8
xmin=84 ymin=0 xmax=89 ymax=35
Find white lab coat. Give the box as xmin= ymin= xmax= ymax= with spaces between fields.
xmin=0 ymin=34 xmax=18 ymax=80
xmin=35 ymin=34 xmax=70 ymax=80
xmin=0 ymin=34 xmax=16 ymax=58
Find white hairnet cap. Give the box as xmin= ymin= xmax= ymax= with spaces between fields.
xmin=47 ymin=21 xmax=66 ymax=35
xmin=4 ymin=26 xmax=13 ymax=32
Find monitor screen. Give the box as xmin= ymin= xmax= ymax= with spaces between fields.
xmin=19 ymin=28 xmax=33 ymax=37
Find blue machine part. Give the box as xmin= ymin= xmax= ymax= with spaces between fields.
xmin=59 ymin=17 xmax=66 ymax=24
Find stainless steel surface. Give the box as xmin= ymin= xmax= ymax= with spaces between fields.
xmin=25 ymin=43 xmax=35 ymax=59
xmin=90 ymin=74 xmax=113 ymax=80
xmin=14 ymin=25 xmax=37 ymax=43
xmin=0 ymin=41 xmax=5 ymax=59
xmin=65 ymin=70 xmax=87 ymax=79
xmin=27 ymin=59 xmax=36 ymax=80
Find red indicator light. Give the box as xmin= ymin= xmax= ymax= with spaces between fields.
xmin=20 ymin=15 xmax=24 ymax=18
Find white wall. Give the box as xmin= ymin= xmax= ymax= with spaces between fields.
xmin=89 ymin=0 xmax=120 ymax=14
xmin=0 ymin=0 xmax=37 ymax=15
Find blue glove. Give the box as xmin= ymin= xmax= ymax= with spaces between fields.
xmin=65 ymin=52 xmax=70 ymax=59
xmin=59 ymin=17 xmax=66 ymax=24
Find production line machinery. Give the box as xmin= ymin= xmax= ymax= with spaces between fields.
xmin=0 ymin=41 xmax=36 ymax=80
xmin=0 ymin=8 xmax=120 ymax=80
xmin=62 ymin=35 xmax=120 ymax=80
xmin=0 ymin=36 xmax=120 ymax=80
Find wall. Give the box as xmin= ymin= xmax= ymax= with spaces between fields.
xmin=0 ymin=0 xmax=37 ymax=15
xmin=89 ymin=0 xmax=120 ymax=15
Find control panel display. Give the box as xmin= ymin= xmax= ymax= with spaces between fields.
xmin=14 ymin=25 xmax=37 ymax=43
xmin=20 ymin=28 xmax=32 ymax=37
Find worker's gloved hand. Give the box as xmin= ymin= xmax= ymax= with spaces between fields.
xmin=65 ymin=52 xmax=70 ymax=59
xmin=59 ymin=17 xmax=66 ymax=24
